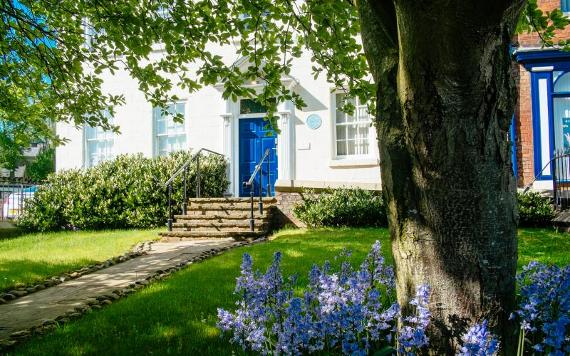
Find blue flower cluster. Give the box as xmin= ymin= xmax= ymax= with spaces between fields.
xmin=218 ymin=243 xmax=568 ymax=355
xmin=398 ymin=284 xmax=431 ymax=355
xmin=514 ymin=261 xmax=570 ymax=355
xmin=458 ymin=320 xmax=500 ymax=356
xmin=218 ymin=241 xmax=412 ymax=354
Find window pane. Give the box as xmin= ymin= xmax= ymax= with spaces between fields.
xmin=356 ymin=105 xmax=369 ymax=122
xmin=355 ymin=139 xmax=369 ymax=155
xmin=563 ymin=0 xmax=570 ymax=13
xmin=156 ymin=119 xmax=166 ymax=135
xmin=336 ymin=126 xmax=346 ymax=140
xmin=555 ymin=72 xmax=570 ymax=93
xmin=334 ymin=93 xmax=370 ymax=157
xmin=347 ymin=124 xmax=358 ymax=139
xmin=85 ymin=113 xmax=114 ymax=167
xmin=240 ymin=98 xmax=273 ymax=114
xmin=346 ymin=140 xmax=356 ymax=155
xmin=176 ymin=102 xmax=185 ymax=115
xmin=337 ymin=140 xmax=347 ymax=156
xmin=86 ymin=126 xmax=96 ymax=140
xmin=554 ymin=96 xmax=570 ymax=152
xmin=357 ymin=123 xmax=370 ymax=140
xmin=154 ymin=103 xmax=187 ymax=156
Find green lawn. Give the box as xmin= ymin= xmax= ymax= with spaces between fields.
xmin=517 ymin=228 xmax=570 ymax=267
xmin=0 ymin=229 xmax=161 ymax=291
xmin=9 ymin=227 xmax=569 ymax=355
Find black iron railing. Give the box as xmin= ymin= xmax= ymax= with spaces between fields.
xmin=552 ymin=150 xmax=570 ymax=210
xmin=243 ymin=148 xmax=271 ymax=231
xmin=0 ymin=182 xmax=38 ymax=221
xmin=164 ymin=148 xmax=224 ymax=231
xmin=523 ymin=149 xmax=570 ymax=210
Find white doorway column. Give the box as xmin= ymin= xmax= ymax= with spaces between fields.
xmin=277 ymin=110 xmax=294 ymax=182
xmin=221 ymin=113 xmax=234 ymax=195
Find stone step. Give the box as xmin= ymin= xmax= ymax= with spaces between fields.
xmin=188 ymin=197 xmax=277 ymax=204
xmin=173 ymin=220 xmax=266 ymax=227
xmin=187 ymin=202 xmax=276 ymax=210
xmin=172 ymin=226 xmax=266 ymax=232
xmin=172 ymin=221 xmax=267 ymax=232
xmin=181 ymin=208 xmax=273 ymax=217
xmin=159 ymin=231 xmax=266 ymax=241
xmin=552 ymin=210 xmax=570 ymax=231
xmin=174 ymin=214 xmax=269 ymax=221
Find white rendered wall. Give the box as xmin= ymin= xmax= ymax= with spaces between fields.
xmin=286 ymin=52 xmax=381 ymax=185
xmin=55 ymin=44 xmax=381 ymax=189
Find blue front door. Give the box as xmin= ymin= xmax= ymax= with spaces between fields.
xmin=239 ymin=118 xmax=278 ymax=197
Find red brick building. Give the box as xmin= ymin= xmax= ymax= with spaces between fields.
xmin=514 ymin=0 xmax=570 ymax=190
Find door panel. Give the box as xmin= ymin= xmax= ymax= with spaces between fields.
xmin=239 ymin=118 xmax=278 ymax=197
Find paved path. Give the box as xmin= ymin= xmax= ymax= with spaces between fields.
xmin=0 ymin=239 xmax=238 ymax=341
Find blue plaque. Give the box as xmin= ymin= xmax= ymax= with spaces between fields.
xmin=306 ymin=114 xmax=322 ymax=130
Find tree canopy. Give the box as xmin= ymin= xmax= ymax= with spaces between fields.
xmin=1 ymin=0 xmax=569 ymax=350
xmin=0 ymin=0 xmax=566 ymax=151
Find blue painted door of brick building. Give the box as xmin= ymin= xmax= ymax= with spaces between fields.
xmin=239 ymin=118 xmax=278 ymax=197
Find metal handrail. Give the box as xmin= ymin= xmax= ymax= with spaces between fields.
xmin=164 ymin=148 xmax=224 ymax=187
xmin=244 ymin=148 xmax=270 ymax=187
xmin=243 ymin=148 xmax=272 ymax=232
xmin=164 ymin=148 xmax=225 ymax=231
xmin=522 ymin=150 xmax=570 ymax=211
xmin=523 ymin=152 xmax=570 ymax=193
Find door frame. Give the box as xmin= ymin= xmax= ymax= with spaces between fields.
xmin=222 ymin=98 xmax=296 ymax=197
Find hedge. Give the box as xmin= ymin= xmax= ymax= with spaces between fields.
xmin=293 ymin=188 xmax=387 ymax=228
xmin=17 ymin=152 xmax=228 ymax=231
xmin=292 ymin=188 xmax=554 ymax=229
xmin=517 ymin=191 xmax=554 ymax=227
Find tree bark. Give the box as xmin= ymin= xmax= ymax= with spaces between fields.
xmin=358 ymin=0 xmax=525 ymax=353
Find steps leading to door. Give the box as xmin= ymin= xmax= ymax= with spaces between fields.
xmin=160 ymin=197 xmax=277 ymax=241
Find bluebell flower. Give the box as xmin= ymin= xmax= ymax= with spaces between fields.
xmin=218 ymin=241 xmax=417 ymax=355
xmin=398 ymin=284 xmax=431 ymax=355
xmin=514 ymin=262 xmax=569 ymax=354
xmin=458 ymin=320 xmax=500 ymax=356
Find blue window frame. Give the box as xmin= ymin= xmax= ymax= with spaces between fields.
xmin=562 ymin=0 xmax=570 ymax=13
xmin=515 ymin=49 xmax=570 ymax=180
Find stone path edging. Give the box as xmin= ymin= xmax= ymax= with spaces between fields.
xmin=0 ymin=237 xmax=267 ymax=351
xmin=0 ymin=241 xmax=155 ymax=305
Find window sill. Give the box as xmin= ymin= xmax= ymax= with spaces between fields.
xmin=328 ymin=158 xmax=379 ymax=168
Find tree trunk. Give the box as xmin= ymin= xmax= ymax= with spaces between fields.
xmin=358 ymin=0 xmax=525 ymax=353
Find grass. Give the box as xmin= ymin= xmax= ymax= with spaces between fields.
xmin=9 ymin=227 xmax=569 ymax=355
xmin=0 ymin=229 xmax=162 ymax=291
xmin=11 ymin=228 xmax=389 ymax=355
xmin=518 ymin=227 xmax=570 ymax=267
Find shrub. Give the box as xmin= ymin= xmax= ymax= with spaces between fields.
xmin=293 ymin=188 xmax=387 ymax=228
xmin=17 ymin=151 xmax=228 ymax=231
xmin=517 ymin=192 xmax=555 ymax=227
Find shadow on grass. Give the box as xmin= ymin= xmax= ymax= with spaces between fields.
xmin=0 ymin=259 xmax=100 ymax=291
xmin=13 ymin=228 xmax=389 ymax=355
xmin=0 ymin=228 xmax=26 ymax=240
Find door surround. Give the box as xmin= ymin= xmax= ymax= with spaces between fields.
xmin=221 ymin=99 xmax=294 ymax=196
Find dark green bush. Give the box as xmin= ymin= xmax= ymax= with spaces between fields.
xmin=517 ymin=191 xmax=554 ymax=227
xmin=293 ymin=188 xmax=387 ymax=228
xmin=17 ymin=152 xmax=228 ymax=231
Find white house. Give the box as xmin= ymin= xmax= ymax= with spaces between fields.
xmin=55 ymin=43 xmax=382 ymax=199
